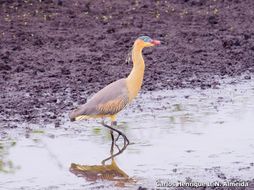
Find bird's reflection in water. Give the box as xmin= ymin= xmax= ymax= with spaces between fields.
xmin=69 ymin=134 xmax=135 ymax=187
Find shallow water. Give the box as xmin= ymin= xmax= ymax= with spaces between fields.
xmin=1 ymin=77 xmax=254 ymax=189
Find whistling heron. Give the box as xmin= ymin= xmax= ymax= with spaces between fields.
xmin=69 ymin=36 xmax=160 ymax=145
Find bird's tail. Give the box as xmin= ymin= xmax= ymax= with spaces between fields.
xmin=69 ymin=108 xmax=82 ymax=122
xmin=69 ymin=111 xmax=76 ymax=122
xmin=69 ymin=103 xmax=94 ymax=122
xmin=69 ymin=109 xmax=90 ymax=122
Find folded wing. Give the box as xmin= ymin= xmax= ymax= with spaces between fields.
xmin=69 ymin=79 xmax=129 ymax=121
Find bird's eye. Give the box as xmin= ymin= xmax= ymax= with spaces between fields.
xmin=139 ymin=36 xmax=152 ymax=42
xmin=144 ymin=37 xmax=151 ymax=42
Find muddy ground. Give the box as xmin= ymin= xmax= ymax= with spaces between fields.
xmin=1 ymin=0 xmax=254 ymax=189
xmin=0 ymin=0 xmax=254 ymax=125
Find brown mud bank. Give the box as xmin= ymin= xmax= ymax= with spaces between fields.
xmin=0 ymin=0 xmax=254 ymax=125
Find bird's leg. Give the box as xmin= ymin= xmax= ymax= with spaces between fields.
xmin=110 ymin=130 xmax=114 ymax=143
xmin=110 ymin=133 xmax=114 ymax=155
xmin=101 ymin=134 xmax=129 ymax=165
xmin=111 ymin=120 xmax=129 ymax=146
xmin=115 ymin=143 xmax=121 ymax=152
xmin=111 ymin=121 xmax=121 ymax=150
xmin=101 ymin=122 xmax=128 ymax=165
xmin=101 ymin=143 xmax=127 ymax=165
xmin=102 ymin=118 xmax=115 ymax=143
xmin=101 ymin=121 xmax=130 ymax=146
xmin=111 ymin=121 xmax=120 ymax=142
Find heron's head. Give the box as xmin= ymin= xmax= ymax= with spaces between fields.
xmin=135 ymin=36 xmax=161 ymax=48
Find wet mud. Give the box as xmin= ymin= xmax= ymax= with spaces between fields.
xmin=1 ymin=80 xmax=254 ymax=190
xmin=1 ymin=0 xmax=254 ymax=125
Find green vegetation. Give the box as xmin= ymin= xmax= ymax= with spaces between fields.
xmin=0 ymin=141 xmax=19 ymax=173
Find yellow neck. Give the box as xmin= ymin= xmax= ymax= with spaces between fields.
xmin=126 ymin=43 xmax=145 ymax=101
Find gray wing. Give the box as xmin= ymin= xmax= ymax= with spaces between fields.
xmin=69 ymin=78 xmax=129 ymax=120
